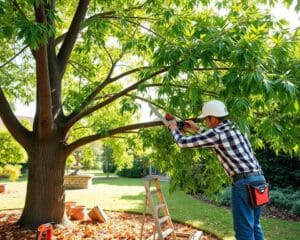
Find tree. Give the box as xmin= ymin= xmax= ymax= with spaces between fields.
xmin=0 ymin=0 xmax=299 ymax=228
xmin=101 ymin=145 xmax=117 ymax=177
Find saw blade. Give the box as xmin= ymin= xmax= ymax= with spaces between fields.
xmin=148 ymin=103 xmax=169 ymax=126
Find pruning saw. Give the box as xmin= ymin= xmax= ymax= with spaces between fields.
xmin=148 ymin=103 xmax=198 ymax=132
xmin=148 ymin=103 xmax=169 ymax=126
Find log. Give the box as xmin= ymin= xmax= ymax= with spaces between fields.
xmin=88 ymin=205 xmax=108 ymax=222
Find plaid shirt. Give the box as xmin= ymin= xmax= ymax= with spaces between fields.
xmin=171 ymin=120 xmax=262 ymax=177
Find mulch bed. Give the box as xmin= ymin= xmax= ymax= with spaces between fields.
xmin=0 ymin=210 xmax=219 ymax=240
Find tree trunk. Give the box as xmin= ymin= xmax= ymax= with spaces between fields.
xmin=19 ymin=134 xmax=68 ymax=229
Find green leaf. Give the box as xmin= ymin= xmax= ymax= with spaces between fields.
xmin=262 ymin=79 xmax=274 ymax=94
xmin=2 ymin=26 xmax=14 ymax=38
xmin=274 ymin=123 xmax=283 ymax=132
xmin=282 ymin=80 xmax=297 ymax=97
xmin=163 ymin=9 xmax=175 ymax=22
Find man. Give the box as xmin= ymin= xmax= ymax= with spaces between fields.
xmin=167 ymin=100 xmax=266 ymax=240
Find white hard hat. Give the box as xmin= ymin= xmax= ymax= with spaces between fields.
xmin=198 ymin=100 xmax=229 ymax=118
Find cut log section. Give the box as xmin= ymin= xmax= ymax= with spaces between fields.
xmin=88 ymin=205 xmax=108 ymax=222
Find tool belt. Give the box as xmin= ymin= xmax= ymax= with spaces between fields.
xmin=232 ymin=170 xmax=263 ymax=183
xmin=247 ymin=183 xmax=270 ymax=208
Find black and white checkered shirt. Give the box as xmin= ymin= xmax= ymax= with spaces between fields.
xmin=171 ymin=120 xmax=262 ymax=177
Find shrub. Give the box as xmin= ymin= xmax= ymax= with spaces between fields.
xmin=117 ymin=158 xmax=148 ymax=178
xmin=102 ymin=161 xmax=117 ymax=173
xmin=0 ymin=131 xmax=27 ymax=166
xmin=0 ymin=131 xmax=27 ymax=181
xmin=291 ymin=200 xmax=300 ymax=216
xmin=269 ymin=187 xmax=300 ymax=209
xmin=269 ymin=189 xmax=290 ymax=208
xmin=215 ymin=186 xmax=232 ymax=206
xmin=102 ymin=146 xmax=117 ymax=173
xmin=0 ymin=164 xmax=22 ymax=181
xmin=210 ymin=185 xmax=300 ymax=217
xmin=257 ymin=149 xmax=299 ymax=190
xmin=291 ymin=191 xmax=300 ymax=202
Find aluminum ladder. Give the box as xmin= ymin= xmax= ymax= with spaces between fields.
xmin=140 ymin=175 xmax=203 ymax=240
xmin=140 ymin=175 xmax=176 ymax=240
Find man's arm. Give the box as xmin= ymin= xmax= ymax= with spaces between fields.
xmin=168 ymin=120 xmax=220 ymax=148
xmin=168 ymin=119 xmax=200 ymax=134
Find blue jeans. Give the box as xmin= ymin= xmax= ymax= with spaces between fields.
xmin=231 ymin=175 xmax=266 ymax=240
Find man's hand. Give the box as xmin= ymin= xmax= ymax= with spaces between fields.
xmin=167 ymin=119 xmax=201 ymax=133
xmin=167 ymin=120 xmax=177 ymax=131
xmin=184 ymin=120 xmax=201 ymax=133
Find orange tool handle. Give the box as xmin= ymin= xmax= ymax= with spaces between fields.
xmin=35 ymin=223 xmax=53 ymax=240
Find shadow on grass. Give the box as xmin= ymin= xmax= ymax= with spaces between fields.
xmin=92 ymin=176 xmax=145 ymax=187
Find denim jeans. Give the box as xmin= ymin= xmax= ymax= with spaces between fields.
xmin=231 ymin=175 xmax=266 ymax=240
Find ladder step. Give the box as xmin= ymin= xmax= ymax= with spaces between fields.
xmin=146 ymin=234 xmax=156 ymax=240
xmin=150 ymin=189 xmax=158 ymax=194
xmin=146 ymin=233 xmax=159 ymax=240
xmin=146 ymin=229 xmax=174 ymax=240
xmin=158 ymin=215 xmax=170 ymax=225
xmin=146 ymin=229 xmax=175 ymax=240
xmin=189 ymin=231 xmax=203 ymax=240
xmin=175 ymin=231 xmax=203 ymax=240
xmin=144 ymin=175 xmax=160 ymax=180
xmin=162 ymin=228 xmax=174 ymax=238
xmin=155 ymin=203 xmax=166 ymax=211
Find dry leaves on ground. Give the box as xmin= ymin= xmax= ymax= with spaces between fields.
xmin=0 ymin=210 xmax=219 ymax=240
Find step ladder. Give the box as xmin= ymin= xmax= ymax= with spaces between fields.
xmin=140 ymin=175 xmax=203 ymax=240
xmin=140 ymin=175 xmax=176 ymax=240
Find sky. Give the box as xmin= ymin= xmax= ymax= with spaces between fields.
xmin=270 ymin=1 xmax=299 ymax=29
xmin=14 ymin=2 xmax=300 ymax=119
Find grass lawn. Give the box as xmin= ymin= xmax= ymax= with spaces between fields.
xmin=0 ymin=175 xmax=299 ymax=240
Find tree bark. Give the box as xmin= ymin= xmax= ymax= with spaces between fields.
xmin=19 ymin=133 xmax=67 ymax=229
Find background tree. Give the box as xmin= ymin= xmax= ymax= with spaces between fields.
xmin=0 ymin=130 xmax=26 ymax=181
xmin=102 ymin=145 xmax=117 ymax=177
xmin=0 ymin=0 xmax=299 ymax=229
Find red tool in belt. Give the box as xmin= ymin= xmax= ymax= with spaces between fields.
xmin=35 ymin=223 xmax=53 ymax=240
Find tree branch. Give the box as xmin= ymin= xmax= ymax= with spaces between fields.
xmin=45 ymin=1 xmax=62 ymax=121
xmin=0 ymin=46 xmax=28 ymax=69
xmin=64 ymin=66 xmax=171 ymax=134
xmin=64 ymin=57 xmax=224 ymax=136
xmin=72 ymin=59 xmax=120 ymax=113
xmin=66 ymin=65 xmax=151 ymax=121
xmin=34 ymin=4 xmax=53 ymax=137
xmin=140 ymin=83 xmax=218 ymax=96
xmin=101 ymin=43 xmax=114 ymax=64
xmin=82 ymin=2 xmax=148 ymax=26
xmin=69 ymin=61 xmax=92 ymax=80
xmin=0 ymin=88 xmax=32 ymax=151
xmin=125 ymin=93 xmax=185 ymax=120
xmin=110 ymin=66 xmax=151 ymax=82
xmin=124 ymin=18 xmax=172 ymax=44
xmin=65 ymin=116 xmax=201 ymax=156
xmin=57 ymin=0 xmax=90 ymax=78
xmin=193 ymin=67 xmax=231 ymax=71
xmin=65 ymin=120 xmax=163 ymax=156
xmin=12 ymin=0 xmax=29 ymax=21
xmin=10 ymin=1 xmax=37 ymax=57
xmin=53 ymin=3 xmax=154 ymax=49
